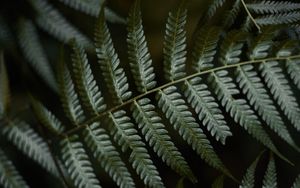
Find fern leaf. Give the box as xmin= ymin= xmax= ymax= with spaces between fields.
xmin=60 ymin=135 xmax=101 ymax=188
xmin=262 ymin=154 xmax=277 ymax=188
xmin=17 ymin=19 xmax=58 ymax=92
xmin=163 ymin=2 xmax=187 ymax=81
xmin=223 ymin=0 xmax=242 ymax=29
xmin=31 ymin=99 xmax=65 ymax=134
xmin=236 ymin=65 xmax=299 ymax=151
xmin=131 ymin=97 xmax=196 ymax=183
xmin=58 ymin=0 xmax=125 ymax=23
xmin=95 ymin=9 xmax=132 ymax=104
xmin=157 ymin=86 xmax=233 ymax=179
xmin=239 ymin=153 xmax=262 ymax=188
xmin=192 ymin=26 xmax=221 ymax=72
xmin=210 ymin=71 xmax=287 ymax=162
xmin=292 ymin=174 xmax=300 ymax=188
xmin=70 ymin=40 xmax=106 ymax=115
xmin=260 ymin=61 xmax=300 ymax=131
xmin=1 ymin=120 xmax=58 ymax=176
xmin=57 ymin=53 xmax=85 ymax=125
xmin=0 ymin=52 xmax=9 ymax=118
xmin=127 ymin=0 xmax=156 ymax=93
xmin=255 ymin=12 xmax=300 ymax=26
xmin=83 ymin=122 xmax=135 ymax=188
xmin=219 ymin=31 xmax=247 ymax=65
xmin=29 ymin=0 xmax=92 ymax=49
xmin=184 ymin=77 xmax=232 ymax=144
xmin=247 ymin=1 xmax=300 ymax=14
xmin=212 ymin=175 xmax=225 ymax=188
xmin=286 ymin=59 xmax=300 ymax=90
xmin=206 ymin=0 xmax=226 ymax=19
xmin=107 ymin=110 xmax=164 ymax=188
xmin=0 ymin=148 xmax=29 ymax=188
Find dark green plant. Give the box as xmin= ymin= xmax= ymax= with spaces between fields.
xmin=0 ymin=0 xmax=300 ymax=187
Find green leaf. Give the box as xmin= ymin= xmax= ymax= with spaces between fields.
xmin=132 ymin=97 xmax=196 ymax=183
xmin=192 ymin=26 xmax=222 ymax=72
xmin=286 ymin=59 xmax=300 ymax=90
xmin=107 ymin=110 xmax=164 ymax=188
xmin=163 ymin=1 xmax=187 ymax=81
xmin=60 ymin=135 xmax=101 ymax=188
xmin=239 ymin=153 xmax=262 ymax=188
xmin=256 ymin=12 xmax=300 ymax=26
xmin=70 ymin=40 xmax=106 ymax=116
xmin=17 ymin=19 xmax=58 ymax=92
xmin=0 ymin=148 xmax=29 ymax=188
xmin=236 ymin=65 xmax=299 ymax=151
xmin=262 ymin=154 xmax=277 ymax=188
xmin=222 ymin=0 xmax=242 ymax=29
xmin=83 ymin=122 xmax=135 ymax=188
xmin=0 ymin=51 xmax=9 ymax=118
xmin=127 ymin=0 xmax=156 ymax=92
xmin=95 ymin=9 xmax=132 ymax=104
xmin=1 ymin=119 xmax=59 ymax=176
xmin=247 ymin=1 xmax=300 ymax=14
xmin=260 ymin=61 xmax=300 ymax=131
xmin=184 ymin=77 xmax=232 ymax=144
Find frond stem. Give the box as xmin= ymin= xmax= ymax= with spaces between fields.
xmin=240 ymin=0 xmax=261 ymax=32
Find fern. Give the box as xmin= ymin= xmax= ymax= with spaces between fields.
xmin=262 ymin=154 xmax=277 ymax=188
xmin=292 ymin=174 xmax=300 ymax=188
xmin=212 ymin=175 xmax=225 ymax=188
xmin=0 ymin=148 xmax=29 ymax=188
xmin=247 ymin=1 xmax=300 ymax=14
xmin=239 ymin=153 xmax=262 ymax=188
xmin=0 ymin=51 xmax=9 ymax=118
xmin=286 ymin=58 xmax=300 ymax=90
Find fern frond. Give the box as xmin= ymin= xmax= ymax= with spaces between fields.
xmin=95 ymin=9 xmax=132 ymax=104
xmin=107 ymin=110 xmax=164 ymax=188
xmin=247 ymin=1 xmax=300 ymax=14
xmin=0 ymin=52 xmax=9 ymax=118
xmin=206 ymin=0 xmax=226 ymax=19
xmin=236 ymin=65 xmax=299 ymax=151
xmin=83 ymin=122 xmax=135 ymax=188
xmin=127 ymin=0 xmax=156 ymax=93
xmin=31 ymin=99 xmax=65 ymax=134
xmin=29 ymin=0 xmax=92 ymax=49
xmin=184 ymin=77 xmax=231 ymax=144
xmin=70 ymin=40 xmax=106 ymax=115
xmin=58 ymin=0 xmax=125 ymax=23
xmin=0 ymin=148 xmax=29 ymax=188
xmin=260 ymin=61 xmax=300 ymax=131
xmin=60 ymin=135 xmax=101 ymax=188
xmin=262 ymin=154 xmax=277 ymax=188
xmin=223 ymin=0 xmax=241 ymax=29
xmin=239 ymin=153 xmax=262 ymax=188
xmin=57 ymin=53 xmax=85 ymax=125
xmin=163 ymin=2 xmax=187 ymax=81
xmin=292 ymin=174 xmax=300 ymax=188
xmin=210 ymin=71 xmax=287 ymax=162
xmin=2 ymin=120 xmax=58 ymax=176
xmin=286 ymin=59 xmax=300 ymax=90
xmin=17 ymin=19 xmax=58 ymax=92
xmin=219 ymin=31 xmax=247 ymax=65
xmin=157 ymin=86 xmax=233 ymax=179
xmin=255 ymin=12 xmax=300 ymax=26
xmin=212 ymin=175 xmax=224 ymax=188
xmin=192 ymin=26 xmax=221 ymax=72
xmin=131 ymin=97 xmax=196 ymax=183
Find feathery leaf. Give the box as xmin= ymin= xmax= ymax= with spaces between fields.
xmin=127 ymin=0 xmax=156 ymax=92
xmin=286 ymin=59 xmax=300 ymax=90
xmin=255 ymin=12 xmax=300 ymax=26
xmin=247 ymin=1 xmax=300 ymax=14
xmin=262 ymin=154 xmax=277 ymax=188
xmin=239 ymin=153 xmax=262 ymax=188
xmin=292 ymin=174 xmax=300 ymax=188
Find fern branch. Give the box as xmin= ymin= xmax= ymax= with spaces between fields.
xmin=0 ymin=51 xmax=9 ymax=118
xmin=292 ymin=174 xmax=300 ymax=188
xmin=262 ymin=154 xmax=277 ymax=188
xmin=236 ymin=65 xmax=299 ymax=151
xmin=184 ymin=77 xmax=232 ymax=144
xmin=247 ymin=1 xmax=300 ymax=14
xmin=206 ymin=0 xmax=226 ymax=19
xmin=57 ymin=52 xmax=85 ymax=125
xmin=132 ymin=97 xmax=196 ymax=183
xmin=95 ymin=9 xmax=132 ymax=104
xmin=60 ymin=135 xmax=101 ymax=188
xmin=157 ymin=86 xmax=233 ymax=180
xmin=127 ymin=0 xmax=156 ymax=93
xmin=163 ymin=1 xmax=187 ymax=81
xmin=1 ymin=119 xmax=59 ymax=176
xmin=107 ymin=110 xmax=164 ymax=188
xmin=286 ymin=58 xmax=300 ymax=90
xmin=239 ymin=153 xmax=262 ymax=188
xmin=70 ymin=40 xmax=106 ymax=115
xmin=260 ymin=61 xmax=300 ymax=131
xmin=0 ymin=148 xmax=29 ymax=188
xmin=212 ymin=175 xmax=225 ymax=188
xmin=83 ymin=123 xmax=135 ymax=188
xmin=210 ymin=71 xmax=290 ymax=163
xmin=222 ymin=0 xmax=242 ymax=29
xmin=242 ymin=0 xmax=261 ymax=32
xmin=255 ymin=12 xmax=300 ymax=26
xmin=17 ymin=19 xmax=58 ymax=92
